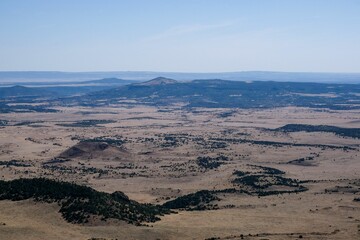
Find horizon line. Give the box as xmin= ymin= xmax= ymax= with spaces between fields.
xmin=1 ymin=70 xmax=360 ymax=74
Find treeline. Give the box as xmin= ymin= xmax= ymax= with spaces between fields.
xmin=0 ymin=103 xmax=58 ymax=113
xmin=210 ymin=137 xmax=355 ymax=150
xmin=0 ymin=160 xmax=31 ymax=167
xmin=56 ymin=120 xmax=116 ymax=128
xmin=247 ymin=164 xmax=285 ymax=175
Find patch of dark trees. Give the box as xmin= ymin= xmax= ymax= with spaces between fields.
xmin=0 ymin=120 xmax=8 ymax=126
xmin=233 ymin=175 xmax=299 ymax=189
xmin=43 ymin=158 xmax=71 ymax=164
xmin=275 ymin=124 xmax=360 ymax=139
xmin=196 ymin=155 xmax=229 ymax=169
xmin=42 ymin=164 xmax=110 ymax=176
xmin=287 ymin=156 xmax=315 ymax=165
xmin=162 ymin=190 xmax=220 ymax=211
xmin=162 ymin=166 xmax=308 ymax=212
xmin=14 ymin=121 xmax=44 ymax=126
xmin=157 ymin=134 xmax=228 ymax=149
xmin=82 ymin=136 xmax=126 ymax=147
xmin=231 ymin=167 xmax=307 ymax=196
xmin=247 ymin=164 xmax=285 ymax=175
xmin=217 ymin=110 xmax=236 ymax=118
xmin=160 ymin=135 xmax=182 ymax=148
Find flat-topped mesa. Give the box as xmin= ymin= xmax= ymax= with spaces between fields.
xmin=135 ymin=77 xmax=178 ymax=86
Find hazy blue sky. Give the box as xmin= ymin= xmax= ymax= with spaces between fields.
xmin=0 ymin=0 xmax=359 ymax=72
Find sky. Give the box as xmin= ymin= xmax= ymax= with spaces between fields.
xmin=0 ymin=0 xmax=360 ymax=73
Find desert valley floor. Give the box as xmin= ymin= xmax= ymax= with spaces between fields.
xmin=0 ymin=105 xmax=359 ymax=240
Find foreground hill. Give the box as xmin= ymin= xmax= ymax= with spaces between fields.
xmin=0 ymin=178 xmax=170 ymax=225
xmin=78 ymin=78 xmax=360 ymax=110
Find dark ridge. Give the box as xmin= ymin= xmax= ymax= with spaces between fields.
xmin=0 ymin=178 xmax=170 ymax=225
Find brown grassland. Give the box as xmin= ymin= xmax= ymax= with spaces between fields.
xmin=0 ymin=105 xmax=359 ymax=240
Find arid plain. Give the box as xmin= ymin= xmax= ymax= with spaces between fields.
xmin=0 ymin=104 xmax=359 ymax=240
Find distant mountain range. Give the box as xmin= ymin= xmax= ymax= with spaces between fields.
xmin=1 ymin=71 xmax=360 ymax=83
xmin=0 ymin=77 xmax=137 ymax=87
xmin=76 ymin=77 xmax=360 ymax=110
xmin=0 ymin=78 xmax=138 ymax=97
xmin=82 ymin=78 xmax=137 ymax=85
